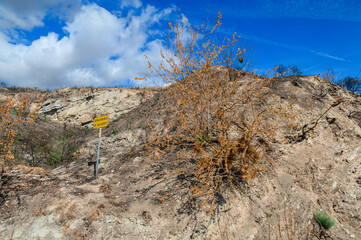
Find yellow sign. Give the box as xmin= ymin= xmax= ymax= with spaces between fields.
xmin=93 ymin=115 xmax=109 ymax=129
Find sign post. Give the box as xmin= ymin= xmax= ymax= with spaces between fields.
xmin=92 ymin=115 xmax=108 ymax=178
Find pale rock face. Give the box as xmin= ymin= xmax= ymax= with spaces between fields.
xmin=34 ymin=87 xmax=160 ymax=126
xmin=40 ymin=99 xmax=64 ymax=113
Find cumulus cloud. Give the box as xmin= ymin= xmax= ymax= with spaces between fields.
xmin=0 ymin=0 xmax=81 ymax=30
xmin=0 ymin=3 xmax=175 ymax=89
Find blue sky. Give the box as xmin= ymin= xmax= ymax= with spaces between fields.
xmin=0 ymin=0 xmax=360 ymax=89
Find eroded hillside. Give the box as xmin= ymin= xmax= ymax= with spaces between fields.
xmin=0 ymin=71 xmax=360 ymax=239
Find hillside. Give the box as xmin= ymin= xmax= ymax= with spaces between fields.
xmin=0 ymin=70 xmax=361 ymax=239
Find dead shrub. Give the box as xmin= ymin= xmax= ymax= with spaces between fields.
xmin=13 ymin=122 xmax=82 ymax=167
xmin=0 ymin=98 xmax=40 ymax=166
xmin=140 ymin=11 xmax=298 ymax=213
xmin=322 ymin=68 xmax=336 ymax=83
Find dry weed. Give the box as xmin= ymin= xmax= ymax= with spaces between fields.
xmin=0 ymin=98 xmax=40 ymax=166
xmin=141 ymin=11 xmax=298 ymax=213
xmin=268 ymin=207 xmax=336 ymax=240
xmin=87 ymin=203 xmax=105 ymax=221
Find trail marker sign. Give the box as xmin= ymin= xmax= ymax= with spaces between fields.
xmin=89 ymin=115 xmax=109 ymax=178
xmin=93 ymin=115 xmax=109 ymax=129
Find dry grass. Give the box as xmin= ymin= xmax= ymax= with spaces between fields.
xmin=268 ymin=207 xmax=336 ymax=240
xmin=87 ymin=203 xmax=105 ymax=222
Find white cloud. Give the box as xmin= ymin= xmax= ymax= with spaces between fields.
xmin=0 ymin=0 xmax=81 ymax=30
xmin=0 ymin=3 xmax=175 ymax=89
xmin=120 ymin=0 xmax=142 ymax=9
xmin=0 ymin=5 xmax=44 ymax=30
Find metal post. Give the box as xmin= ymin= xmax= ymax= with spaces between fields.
xmin=95 ymin=128 xmax=102 ymax=178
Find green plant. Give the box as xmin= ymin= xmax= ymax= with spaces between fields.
xmin=10 ymin=148 xmax=19 ymax=161
xmin=112 ymin=129 xmax=119 ymax=134
xmin=313 ymin=211 xmax=336 ymax=230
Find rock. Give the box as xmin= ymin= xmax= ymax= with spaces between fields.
xmin=36 ymin=87 xmax=160 ymax=127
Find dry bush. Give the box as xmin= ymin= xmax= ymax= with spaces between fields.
xmin=275 ymin=64 xmax=302 ymax=77
xmin=338 ymin=76 xmax=361 ymax=92
xmin=322 ymin=68 xmax=336 ymax=83
xmin=141 ymin=12 xmax=298 ymax=213
xmin=219 ymin=37 xmax=255 ymax=72
xmin=0 ymin=98 xmax=40 ymax=166
xmin=12 ymin=122 xmax=83 ymax=167
xmin=275 ymin=64 xmax=290 ymax=77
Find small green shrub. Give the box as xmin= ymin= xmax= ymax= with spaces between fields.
xmin=112 ymin=129 xmax=119 ymax=134
xmin=313 ymin=211 xmax=336 ymax=230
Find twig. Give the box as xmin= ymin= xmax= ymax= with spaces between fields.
xmin=296 ymin=98 xmax=342 ymax=142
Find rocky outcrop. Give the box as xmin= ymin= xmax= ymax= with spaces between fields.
xmin=35 ymin=87 xmax=161 ymax=126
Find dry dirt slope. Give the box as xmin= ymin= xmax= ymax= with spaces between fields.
xmin=0 ymin=73 xmax=361 ymax=239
